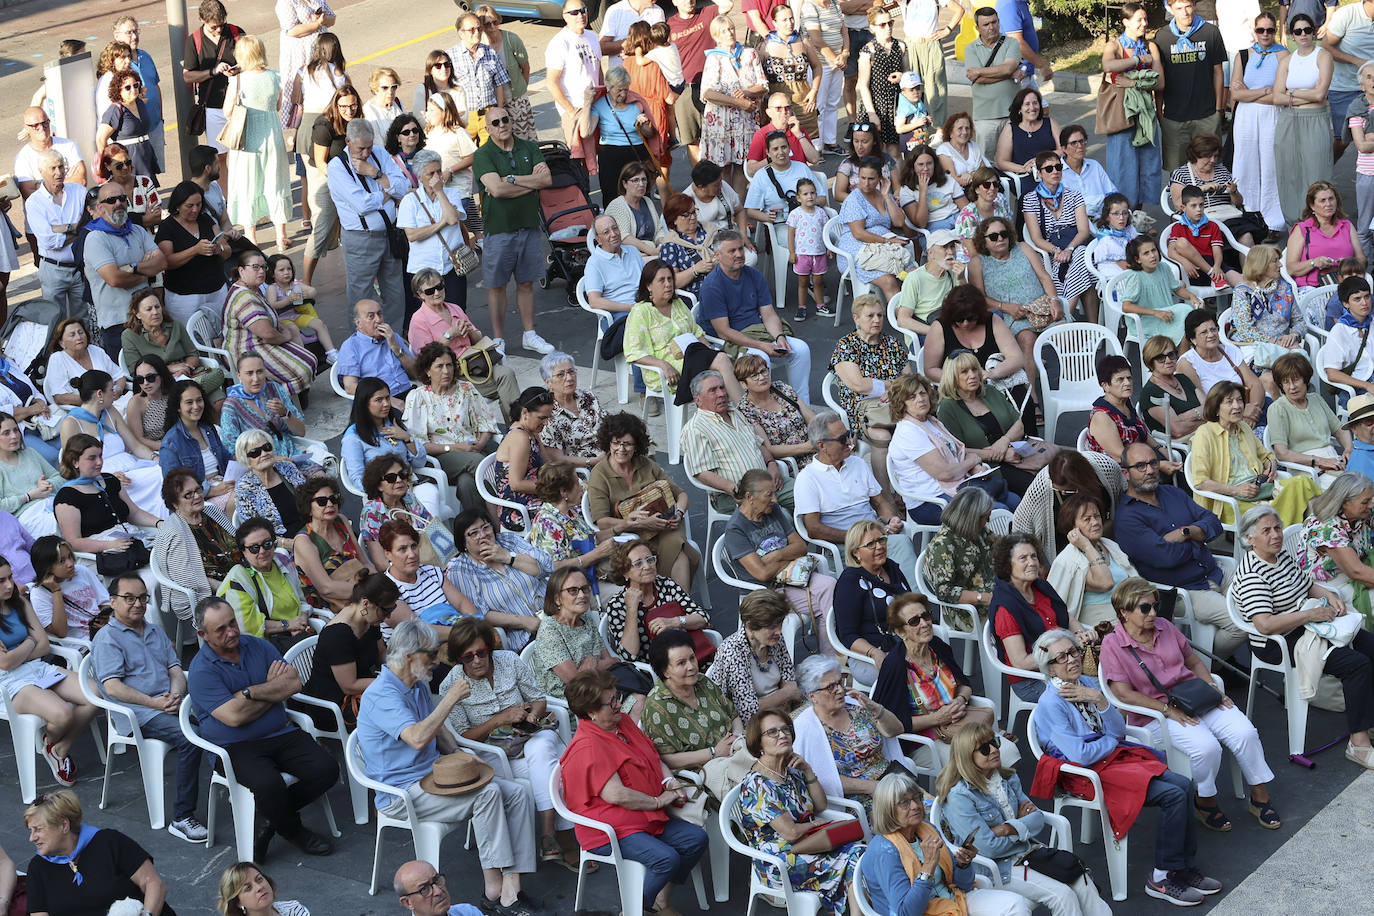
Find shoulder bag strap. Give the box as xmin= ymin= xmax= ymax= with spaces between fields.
xmin=410 ymin=189 xmax=466 ymax=274
xmin=765 ymin=165 xmax=791 ymax=206
xmin=1342 ymin=324 xmax=1371 ymax=376
xmin=1124 ymin=644 xmax=1171 ymax=696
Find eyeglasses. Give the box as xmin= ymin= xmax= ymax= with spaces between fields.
xmin=902 ymin=611 xmax=933 ymax=627
xmin=245 ymin=443 xmax=274 ymax=459
xmin=459 ymin=26 xmax=481 ymax=32
xmin=382 ymin=470 xmax=412 ymax=484
xmin=974 ymin=740 xmax=997 ymax=756
xmin=561 ymin=584 xmax=592 ymax=597
xmin=630 ymin=554 xmax=659 ymax=568
xmin=399 ymin=126 xmax=420 ymax=137
xmin=815 ymin=680 xmax=846 ymax=694
xmin=1133 ymin=601 xmax=1161 ymax=615
xmin=179 ymin=489 xmax=201 ymax=501
xmin=1291 ymin=25 xmax=1314 ymax=35
xmin=457 ymin=648 xmax=491 ymax=663
xmin=1254 ymin=25 xmax=1276 ymax=34
xmin=896 ymin=794 xmax=925 ymax=807
xmin=859 ymin=536 xmax=888 ymax=551
xmin=243 ymin=261 xmax=267 ymax=271
xmin=873 ymin=19 xmax=892 ymax=27
xmin=626 ymin=176 xmax=649 ymax=184
xmin=481 ymin=18 xmax=499 ymax=26
xmin=551 ymin=368 xmax=577 ymax=379
xmin=100 ymin=194 xmax=129 ymax=205
xmin=1122 ymin=457 xmax=1160 ymax=472
xmin=136 ymin=373 xmax=160 ymax=385
xmin=1040 ymin=162 xmax=1063 ymax=172
xmin=565 ymin=6 xmax=588 ymax=13
xmin=312 ymin=494 xmax=342 ymax=507
xmin=1048 ymin=646 xmax=1085 ymax=666
xmin=25 ymin=120 xmax=51 ymax=130
xmin=985 ymin=230 xmax=1009 ymax=241
xmin=420 ymin=283 xmax=444 ymax=296
xmin=489 ymin=116 xmax=512 ymax=126
xmin=762 ymin=725 xmax=794 ymax=739
xmin=432 ymin=62 xmax=452 ymax=69
xmin=243 ymin=539 xmax=278 ymax=554
xmin=1065 ymin=138 xmax=1087 ymax=146
xmin=1154 ymin=351 xmax=1179 ymax=362
xmin=115 ymin=593 xmax=149 ymax=604
xmin=401 ymin=873 xmax=446 ymax=898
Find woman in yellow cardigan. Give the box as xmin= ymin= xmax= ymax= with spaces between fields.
xmin=1188 ymin=381 xmax=1321 ymax=526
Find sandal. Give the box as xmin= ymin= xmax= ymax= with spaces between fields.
xmin=1248 ymin=797 xmax=1281 ymax=830
xmin=1193 ymin=803 xmax=1232 ymax=832
xmin=541 ymin=835 xmax=596 ymax=874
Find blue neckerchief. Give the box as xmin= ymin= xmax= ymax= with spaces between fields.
xmin=37 ymin=824 xmax=100 ymax=884
xmin=61 ymin=473 xmax=108 ymax=491
xmin=1169 ymin=16 xmax=1204 ymax=51
xmin=1179 ymin=211 xmax=1211 ymax=235
xmin=1118 ymin=34 xmax=1146 ymax=54
xmin=68 ymin=405 xmax=109 ymax=438
xmin=86 ymin=216 xmax=134 ymax=239
xmin=1036 ymin=181 xmax=1064 ymax=208
xmin=1339 ymin=308 xmax=1372 ymax=330
xmin=0 ymin=356 xmax=33 ymax=403
xmin=1251 ymin=42 xmax=1282 ymax=63
xmin=1096 ymin=224 xmax=1131 ymax=239
xmin=706 ymin=43 xmax=744 ymax=65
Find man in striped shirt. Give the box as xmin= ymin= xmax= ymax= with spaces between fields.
xmin=682 ymin=370 xmax=794 ymax=514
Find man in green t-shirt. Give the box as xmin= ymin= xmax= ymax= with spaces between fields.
xmin=473 ymin=106 xmax=555 ymax=357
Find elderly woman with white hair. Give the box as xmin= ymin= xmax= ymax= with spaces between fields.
xmin=791 ymin=653 xmax=913 ymax=814
xmin=1234 ymin=503 xmax=1374 ymax=770
xmin=1030 ymin=628 xmax=1221 ymax=905
xmin=356 ymin=618 xmax=539 ymax=911
xmin=396 ymin=147 xmax=471 ymax=317
xmin=862 ymin=770 xmax=1030 ymax=916
xmin=1298 ymin=471 xmax=1374 ymax=606
xmin=538 ymin=352 xmax=607 ymax=470
xmin=232 ymin=428 xmax=309 ymax=538
xmin=579 ymin=66 xmax=661 ymax=203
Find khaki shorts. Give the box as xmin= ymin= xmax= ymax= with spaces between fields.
xmin=674 ymin=85 xmax=704 ymax=146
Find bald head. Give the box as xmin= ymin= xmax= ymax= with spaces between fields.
xmin=353 ymin=298 xmax=385 ymax=338
xmin=394 ymin=860 xmax=450 ymax=915
xmin=593 ymin=214 xmax=622 ymax=253
xmin=22 ymin=107 xmax=53 ymax=148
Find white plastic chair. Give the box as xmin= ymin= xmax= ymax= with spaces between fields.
xmin=186 ymin=310 xmax=238 ymax=383
xmin=1159 ymin=220 xmax=1250 ymax=304
xmin=475 ymin=452 xmax=532 ymax=532
xmin=636 ymin=363 xmax=687 ymax=465
xmin=282 ymin=635 xmax=370 ymax=825
xmin=927 ymin=795 xmax=1074 ymax=888
xmin=149 ymin=550 xmax=196 ymax=651
xmin=344 ymin=730 xmax=461 ymax=894
xmin=683 ymin=471 xmax=733 ymax=548
xmin=791 ymin=505 xmax=844 ymax=575
xmin=887 ymin=292 xmax=920 ymax=358
xmin=78 ymin=655 xmax=172 ymax=829
xmin=576 ymin=277 xmax=631 ymax=404
xmin=1315 ymin=340 xmax=1359 ymax=407
xmin=339 ymin=449 xmax=457 ymax=521
xmin=329 ymin=362 xmax=352 ymax=401
xmin=823 ymin=215 xmax=862 ymax=326
xmin=1026 ymin=707 xmax=1130 ymax=901
xmin=883 ymin=452 xmax=946 ymax=552
xmin=1033 ymin=323 xmax=1123 ymax=444
xmin=720 ymin=782 xmax=868 ymax=916
xmin=0 ymin=642 xmax=88 ymax=802
xmin=551 ymin=762 xmax=709 ymax=916
xmin=825 ymin=609 xmax=876 ymax=689
xmin=178 ymin=699 xmax=341 ymax=862
xmin=979 ymin=619 xmax=1044 ymax=731
xmin=1225 ymin=586 xmax=1310 ymax=757
xmin=1181 ymin=451 xmax=1248 ymax=558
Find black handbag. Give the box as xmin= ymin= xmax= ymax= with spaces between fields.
xmin=1022 ymin=846 xmax=1089 ymax=885
xmin=97 ymin=538 xmax=150 ymax=576
xmin=1125 ymin=645 xmax=1224 ymax=718
xmin=607 ymin=660 xmax=653 ymax=697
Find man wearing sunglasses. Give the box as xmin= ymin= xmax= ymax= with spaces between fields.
xmin=1114 ymin=441 xmax=1247 ymax=664
xmin=475 ymin=104 xmax=554 ymax=358
xmin=547 ymin=1 xmax=605 ymax=150
xmin=84 ymin=180 xmax=167 ymax=356
xmin=13 ymin=106 xmax=88 ymax=199
xmin=91 ymin=573 xmax=207 ymax=844
xmin=336 ymin=298 xmax=417 ymax=407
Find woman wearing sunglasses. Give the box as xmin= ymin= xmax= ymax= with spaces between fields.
xmin=1229 ymin=12 xmax=1288 ymax=235
xmin=1099 ymin=576 xmax=1279 ymax=834
xmin=359 ymin=455 xmax=435 ymax=570
xmin=1273 ymin=13 xmax=1335 ymax=226
xmin=936 ymin=721 xmax=1111 ymax=916
xmin=292 ymin=475 xmax=371 ymax=612
xmin=439 ymin=615 xmax=576 ymax=869
xmin=96 ymin=68 xmax=160 ymax=186
xmin=232 ymin=427 xmax=307 ymax=537
xmin=219 ymin=515 xmax=313 ymax=651
xmin=123 ymin=355 xmax=176 ymax=456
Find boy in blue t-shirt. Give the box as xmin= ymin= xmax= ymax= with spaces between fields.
xmin=894 ymin=72 xmax=931 ymax=153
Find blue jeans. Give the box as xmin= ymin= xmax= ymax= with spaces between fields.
xmin=591 ymin=818 xmax=709 ymax=906
xmin=1143 ymin=768 xmax=1197 ymax=872
xmin=606 ymin=312 xmax=646 ymax=394
xmin=908 ymin=476 xmax=1019 ymax=525
xmin=1105 ymin=129 xmax=1161 ymax=210
xmin=138 ymin=711 xmax=205 ymax=821
xmin=23 ymin=431 xmax=58 ymax=465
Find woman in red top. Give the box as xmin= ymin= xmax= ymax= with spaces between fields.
xmin=559 ymin=669 xmax=709 ymax=915
xmin=990 ymin=532 xmax=1067 ymax=704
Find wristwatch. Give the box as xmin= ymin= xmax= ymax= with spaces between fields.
xmin=240 ymin=686 xmax=253 ymax=701
xmin=505 ymin=174 xmax=517 ymax=184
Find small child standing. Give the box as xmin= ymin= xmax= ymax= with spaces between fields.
xmin=264 ymin=252 xmax=339 ymax=363
xmin=787 ymin=178 xmax=830 ymax=320
xmin=893 ymin=72 xmax=932 ymax=154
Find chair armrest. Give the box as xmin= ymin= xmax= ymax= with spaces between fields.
xmin=969 ymin=854 xmax=1004 ymax=886
xmin=1041 ymin=810 xmax=1073 ymax=850
xmin=824 ymin=795 xmax=871 ymax=837
xmin=545 ymin=703 xmax=572 ymax=742
xmin=289 ymin=693 xmax=349 ymax=736
xmin=448 ymin=726 xmax=515 ymax=779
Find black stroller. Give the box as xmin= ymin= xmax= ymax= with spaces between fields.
xmin=536 ymin=141 xmax=599 ymax=304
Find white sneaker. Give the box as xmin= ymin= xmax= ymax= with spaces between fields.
xmin=168 ymin=816 xmax=208 ymax=843
xmin=324 ymin=348 xmax=339 ymax=365
xmin=494 ymin=338 xmax=507 ymax=359
xmin=522 ymin=330 xmax=555 ymax=355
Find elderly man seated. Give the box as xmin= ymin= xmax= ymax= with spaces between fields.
xmin=395 ymin=860 xmax=484 ymax=916
xmin=357 ymin=619 xmax=538 ymax=916
xmin=586 ymin=213 xmax=647 ymax=403
xmin=91 ymin=573 xmax=206 ymax=844
xmin=744 ymin=92 xmax=822 ymax=177
xmin=699 ymin=229 xmax=812 ymax=403
xmin=336 ymin=298 xmax=417 ymax=408
xmin=794 ymin=411 xmax=917 ymax=584
xmin=187 ymin=597 xmax=339 ymax=861
xmin=682 ymin=370 xmax=794 ymax=515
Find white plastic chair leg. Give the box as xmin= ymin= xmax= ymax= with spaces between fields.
xmin=12 ymin=717 xmax=40 ymax=803
xmin=1104 ymin=834 xmax=1130 ymax=902
xmin=413 ymin=822 xmax=448 ymax=868
xmin=369 ymin=823 xmax=388 ymax=895
xmin=1285 ymin=678 xmax=1309 ymax=757
xmin=229 ymin=784 xmax=258 ymax=862
xmin=139 ymin=742 xmax=170 ymax=829
xmin=348 ymin=769 xmax=369 ymax=825
xmin=615 ymin=356 xmax=631 ymax=404
xmin=689 ymin=861 xmax=709 ymax=910
xmin=706 ymin=812 xmax=731 ymax=902
xmin=614 ymin=858 xmax=648 ymax=916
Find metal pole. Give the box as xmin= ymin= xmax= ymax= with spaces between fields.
xmin=166 ymin=0 xmax=192 ymax=176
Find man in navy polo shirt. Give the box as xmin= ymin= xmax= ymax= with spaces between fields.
xmin=699 ymin=229 xmax=812 ymax=403
xmin=187 ymin=596 xmax=339 ymax=861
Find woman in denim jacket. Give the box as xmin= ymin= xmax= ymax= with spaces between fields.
xmin=936 ymin=722 xmax=1111 ymax=916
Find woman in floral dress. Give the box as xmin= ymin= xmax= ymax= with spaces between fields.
xmin=855 ymin=7 xmax=907 ymax=158
xmin=829 ymin=293 xmax=912 ymax=492
xmin=539 ymin=352 xmax=606 ymax=468
xmin=735 ymin=354 xmax=816 ymax=469
xmin=701 ymin=15 xmax=768 ymax=195
xmin=528 ymin=462 xmax=616 ymax=589
xmin=276 ymin=0 xmax=335 ymax=123
xmin=735 ymin=709 xmax=865 ymax=916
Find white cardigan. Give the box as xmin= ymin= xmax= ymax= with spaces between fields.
xmin=792 ymin=697 xmax=912 ymax=798
xmin=1047 ymin=537 xmax=1137 ymax=629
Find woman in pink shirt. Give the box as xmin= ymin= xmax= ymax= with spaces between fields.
xmin=1098 ymin=577 xmax=1279 ymax=833
xmin=1284 ymin=181 xmax=1362 ymax=288
xmin=406 ymin=267 xmax=519 ymax=417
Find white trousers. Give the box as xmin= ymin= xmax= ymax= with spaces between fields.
xmin=1232 ymin=103 xmax=1284 ymax=231
xmin=1001 ymin=867 xmax=1113 ymax=916
xmin=509 ymin=728 xmax=569 ymax=828
xmin=966 ymin=886 xmax=1033 ymax=916
xmin=1146 ymin=701 xmax=1274 ymax=797
xmin=818 ymin=64 xmax=845 ymax=147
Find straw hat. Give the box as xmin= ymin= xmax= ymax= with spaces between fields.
xmin=419 ymin=752 xmax=494 ymax=796
xmin=1343 ymin=394 xmax=1374 ymax=429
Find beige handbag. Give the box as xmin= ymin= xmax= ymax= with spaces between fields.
xmin=217 ymin=75 xmax=247 ymax=151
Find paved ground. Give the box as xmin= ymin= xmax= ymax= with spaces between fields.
xmin=0 ymin=1 xmax=1371 ymax=913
